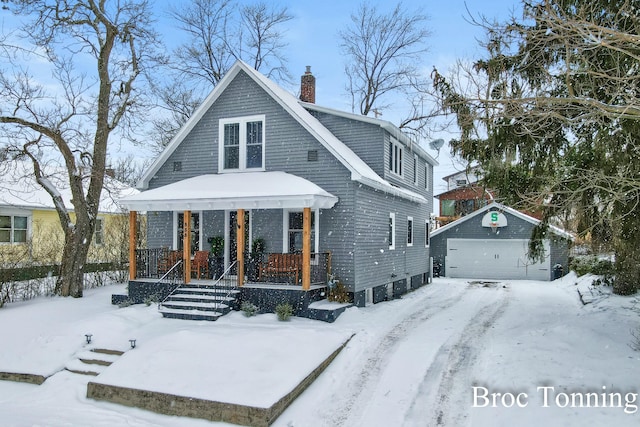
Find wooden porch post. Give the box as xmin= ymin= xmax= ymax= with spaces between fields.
xmin=183 ymin=210 xmax=191 ymax=284
xmin=128 ymin=211 xmax=137 ymax=280
xmin=302 ymin=207 xmax=311 ymax=290
xmin=237 ymin=209 xmax=245 ymax=287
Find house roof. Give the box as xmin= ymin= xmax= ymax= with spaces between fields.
xmin=119 ymin=171 xmax=339 ymax=211
xmin=300 ymin=102 xmax=439 ymax=167
xmin=0 ymin=161 xmax=138 ymax=214
xmin=431 ymin=201 xmax=574 ymax=240
xmin=137 ymin=60 xmax=427 ymax=205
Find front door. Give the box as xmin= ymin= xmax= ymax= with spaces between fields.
xmin=227 ymin=210 xmax=250 ymax=273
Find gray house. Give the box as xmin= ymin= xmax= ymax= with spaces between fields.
xmin=119 ymin=61 xmax=438 ymax=319
xmin=430 ymin=202 xmax=572 ymax=281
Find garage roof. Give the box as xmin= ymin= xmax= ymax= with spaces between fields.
xmin=431 ymin=202 xmax=574 ymax=241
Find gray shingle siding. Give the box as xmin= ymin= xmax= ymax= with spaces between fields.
xmin=352 ymin=185 xmax=429 ymax=293
xmin=308 ymin=109 xmax=386 ymax=177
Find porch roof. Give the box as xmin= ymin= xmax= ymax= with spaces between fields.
xmin=118 ymin=171 xmax=339 ymax=211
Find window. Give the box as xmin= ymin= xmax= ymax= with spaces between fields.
xmin=407 ymin=216 xmax=414 ymax=247
xmin=219 ymin=115 xmax=265 ymax=171
xmin=286 ymin=210 xmax=316 ymax=253
xmin=413 ymin=155 xmax=418 ymax=185
xmin=425 ymin=219 xmax=430 ymax=247
xmin=388 ymin=138 xmax=403 ymax=176
xmin=424 ymin=164 xmax=429 ymax=189
xmin=388 ymin=213 xmax=396 ymax=250
xmin=441 ymin=200 xmax=455 ymax=216
xmin=0 ymin=215 xmax=28 ymax=244
xmin=94 ymin=218 xmax=104 ymax=245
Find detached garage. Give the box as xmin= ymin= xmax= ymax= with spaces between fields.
xmin=430 ymin=202 xmax=572 ymax=281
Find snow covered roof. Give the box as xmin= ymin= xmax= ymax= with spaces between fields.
xmin=431 ymin=201 xmax=575 ymax=240
xmin=300 ymin=102 xmax=439 ymax=167
xmin=0 ymin=161 xmax=138 ymax=214
xmin=138 ymin=60 xmax=427 ymax=205
xmin=118 ymin=171 xmax=339 ymax=211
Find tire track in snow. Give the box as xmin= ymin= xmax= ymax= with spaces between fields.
xmin=325 ymin=285 xmax=473 ymax=427
xmin=406 ymin=284 xmax=510 ymax=426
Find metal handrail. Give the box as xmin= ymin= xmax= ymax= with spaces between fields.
xmin=213 ymin=260 xmax=239 ymax=311
xmin=157 ymin=259 xmax=184 ymax=307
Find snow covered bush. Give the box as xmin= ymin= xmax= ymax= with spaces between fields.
xmin=275 ymin=303 xmax=293 ymax=321
xmin=241 ymin=301 xmax=259 ymax=317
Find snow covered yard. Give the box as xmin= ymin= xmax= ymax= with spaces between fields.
xmin=0 ymin=274 xmax=639 ymax=426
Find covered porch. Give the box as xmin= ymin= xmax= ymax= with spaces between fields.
xmin=120 ymin=172 xmax=339 ymax=292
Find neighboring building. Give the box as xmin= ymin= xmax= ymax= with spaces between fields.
xmin=430 ymin=202 xmax=572 ymax=281
xmin=435 ymin=168 xmax=493 ymax=226
xmin=120 ymin=60 xmax=438 ymax=314
xmin=0 ymin=163 xmax=139 ymax=266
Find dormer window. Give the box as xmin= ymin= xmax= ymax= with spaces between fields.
xmin=219 ymin=115 xmax=265 ymax=172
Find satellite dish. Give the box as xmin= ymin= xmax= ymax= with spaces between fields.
xmin=428 ymin=138 xmax=445 ymax=158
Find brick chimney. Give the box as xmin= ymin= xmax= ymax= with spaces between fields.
xmin=300 ymin=66 xmax=315 ymax=103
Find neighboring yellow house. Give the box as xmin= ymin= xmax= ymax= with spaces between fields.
xmin=0 ymin=163 xmax=140 ymax=267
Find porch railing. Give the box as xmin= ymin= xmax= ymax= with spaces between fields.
xmin=135 ymin=248 xmax=183 ymax=279
xmin=134 ymin=248 xmax=331 ymax=286
xmin=247 ymin=251 xmax=331 ymax=286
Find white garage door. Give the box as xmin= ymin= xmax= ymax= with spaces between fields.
xmin=445 ymin=238 xmax=550 ymax=281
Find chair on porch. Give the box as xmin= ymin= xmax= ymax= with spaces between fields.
xmin=191 ymin=250 xmax=210 ymax=279
xmin=158 ymin=250 xmax=182 ymax=277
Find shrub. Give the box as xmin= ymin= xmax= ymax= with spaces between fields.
xmin=241 ymin=301 xmax=259 ymax=317
xmin=328 ymin=281 xmax=351 ymax=303
xmin=275 ymin=302 xmax=293 ymax=321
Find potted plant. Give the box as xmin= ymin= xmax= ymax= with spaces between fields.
xmin=209 ymin=236 xmax=224 ymax=279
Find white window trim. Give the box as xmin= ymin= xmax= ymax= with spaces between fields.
xmin=425 ymin=219 xmax=430 ymax=247
xmin=389 ymin=212 xmax=396 ymax=250
xmin=0 ymin=211 xmax=31 ymax=245
xmin=425 ymin=164 xmax=429 ymax=190
xmin=172 ymin=211 xmax=203 ymax=251
xmin=407 ymin=216 xmax=414 ymax=247
xmin=413 ymin=155 xmax=419 ymax=185
xmin=93 ymin=217 xmax=104 ymax=246
xmin=389 ymin=137 xmax=403 ymax=177
xmin=282 ymin=208 xmax=319 ymax=254
xmin=218 ymin=114 xmax=266 ymax=172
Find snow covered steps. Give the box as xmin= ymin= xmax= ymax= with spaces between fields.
xmin=158 ymin=284 xmax=240 ymax=321
xmin=65 ymin=348 xmax=125 ymax=376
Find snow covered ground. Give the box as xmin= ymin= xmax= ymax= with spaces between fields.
xmin=1 ymin=274 xmax=639 ymax=426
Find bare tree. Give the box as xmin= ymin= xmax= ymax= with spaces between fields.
xmin=0 ymin=0 xmax=160 ymax=297
xmin=339 ymin=2 xmax=431 ymax=117
xmin=148 ymin=0 xmax=293 ymax=151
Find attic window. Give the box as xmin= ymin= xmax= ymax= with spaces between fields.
xmin=219 ymin=115 xmax=265 ymax=172
xmin=307 ymin=150 xmax=318 ymax=162
xmin=173 ymin=161 xmax=182 ymax=172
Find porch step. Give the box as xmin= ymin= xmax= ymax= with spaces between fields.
xmin=177 ymin=286 xmax=240 ymax=296
xmin=169 ymin=293 xmax=236 ymax=303
xmin=161 ymin=300 xmax=230 ymax=312
xmin=159 ymin=282 xmax=240 ymax=321
xmin=158 ymin=306 xmax=224 ymax=321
